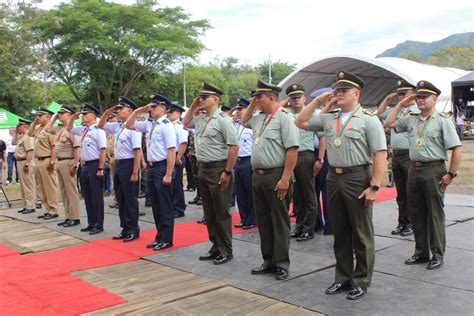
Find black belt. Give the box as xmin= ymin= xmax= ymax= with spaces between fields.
xmin=200 ymin=160 xmax=227 ymax=168
xmin=237 ymin=156 xmax=250 ymax=162
xmin=36 ymin=156 xmax=51 ymax=161
xmin=393 ymin=149 xmax=409 ymax=155
xmin=149 ymin=160 xmax=166 ymax=168
xmin=329 ymin=165 xmax=369 ymax=175
xmin=412 ymin=160 xmax=444 ymax=167
xmin=298 ymin=150 xmax=314 ymax=155
xmin=252 ymin=166 xmax=284 ymax=175
xmin=83 ymin=159 xmax=99 ymax=165
xmin=17 ymin=158 xmax=26 ymax=161
xmin=57 ymin=157 xmax=73 ymax=161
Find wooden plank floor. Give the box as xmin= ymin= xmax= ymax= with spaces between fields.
xmin=0 ymin=216 xmax=84 ymax=253
xmin=76 ymin=260 xmax=321 ymax=315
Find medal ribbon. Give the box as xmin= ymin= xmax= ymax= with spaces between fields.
xmin=235 ymin=121 xmax=245 ymax=141
xmin=115 ymin=123 xmax=126 ymax=143
xmin=417 ymin=112 xmax=436 ymax=139
xmin=257 ymin=105 xmax=281 ymax=138
xmin=197 ymin=107 xmax=219 ymax=139
xmin=81 ymin=127 xmax=89 ymax=141
xmin=336 ymin=104 xmax=361 ymax=137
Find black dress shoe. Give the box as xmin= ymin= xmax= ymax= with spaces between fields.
xmin=36 ymin=203 xmax=42 ymax=209
xmin=196 ymin=199 xmax=203 ymax=206
xmin=123 ymin=233 xmax=140 ymax=243
xmin=275 ymin=267 xmax=288 ymax=280
xmin=17 ymin=208 xmax=26 ymax=213
xmin=297 ymin=232 xmax=314 ymax=242
xmin=242 ymin=224 xmax=256 ymax=230
xmin=43 ymin=214 xmax=59 ymax=220
xmin=391 ymin=224 xmax=404 ymax=235
xmin=108 ymin=203 xmax=119 ymax=209
xmin=153 ymin=242 xmax=173 ymax=251
xmin=251 ymin=264 xmax=276 ymax=275
xmin=400 ymin=225 xmax=413 ymax=236
xmin=214 ymin=254 xmax=233 ymax=265
xmin=57 ymin=219 xmax=70 ymax=226
xmin=234 ymin=223 xmax=244 ymax=228
xmin=347 ymin=285 xmax=366 ymax=300
xmin=146 ymin=241 xmax=160 ymax=249
xmin=139 ymin=211 xmax=146 ymax=216
xmin=197 ymin=217 xmax=207 ymax=224
xmin=145 ymin=200 xmax=152 ymax=207
xmin=112 ymin=234 xmax=127 ymax=240
xmin=22 ymin=209 xmax=35 ymax=214
xmin=427 ymin=258 xmax=443 ymax=270
xmin=290 ymin=212 xmax=296 ymax=217
xmin=199 ymin=252 xmax=219 ymax=261
xmin=405 ymin=255 xmax=430 ymax=265
xmin=37 ymin=214 xmax=46 ymax=219
xmin=325 ymin=282 xmax=352 ymax=294
xmin=188 ymin=197 xmax=201 ymax=204
xmin=89 ymin=228 xmax=104 ymax=235
xmin=290 ymin=230 xmax=303 ymax=238
xmin=63 ymin=219 xmax=80 ymax=227
xmin=80 ymin=226 xmax=93 ymax=232
xmin=174 ymin=213 xmax=185 ymax=218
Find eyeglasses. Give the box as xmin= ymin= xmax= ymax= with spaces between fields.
xmin=397 ymin=92 xmax=407 ymax=97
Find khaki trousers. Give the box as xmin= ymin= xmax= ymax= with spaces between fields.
xmin=36 ymin=158 xmax=58 ymax=214
xmin=56 ymin=159 xmax=80 ymax=220
xmin=17 ymin=160 xmax=36 ymax=209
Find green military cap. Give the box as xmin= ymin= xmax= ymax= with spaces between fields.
xmin=333 ymin=71 xmax=365 ymax=90
xmin=36 ymin=107 xmax=55 ymax=116
xmin=397 ymin=79 xmax=416 ymax=92
xmin=416 ymin=80 xmax=441 ymax=97
xmin=253 ymin=79 xmax=282 ymax=96
xmin=57 ymin=105 xmax=76 ymax=114
xmin=250 ymin=90 xmax=256 ymax=97
xmin=221 ymin=105 xmax=232 ymax=112
xmin=199 ymin=82 xmax=223 ymax=97
xmin=285 ymin=84 xmax=305 ymax=98
xmin=17 ymin=118 xmax=32 ymax=126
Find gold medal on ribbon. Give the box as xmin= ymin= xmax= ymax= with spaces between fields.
xmin=334 ymin=137 xmax=342 ymax=147
xmin=416 ymin=138 xmax=423 ymax=146
xmin=254 ymin=137 xmax=260 ymax=145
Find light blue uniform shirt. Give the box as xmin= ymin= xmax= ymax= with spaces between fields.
xmin=104 ymin=122 xmax=142 ymax=160
xmin=134 ymin=116 xmax=176 ymax=162
xmin=72 ymin=124 xmax=107 ymax=161
xmin=234 ymin=120 xmax=253 ymax=157
xmin=171 ymin=120 xmax=188 ymax=148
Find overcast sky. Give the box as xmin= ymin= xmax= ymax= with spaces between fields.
xmin=39 ymin=0 xmax=473 ymax=67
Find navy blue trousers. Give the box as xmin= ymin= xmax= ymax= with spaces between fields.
xmin=314 ymin=151 xmax=332 ymax=233
xmin=81 ymin=160 xmax=104 ymax=229
xmin=147 ymin=161 xmax=174 ymax=243
xmin=234 ymin=157 xmax=256 ymax=226
xmin=172 ymin=156 xmax=186 ymax=216
xmin=114 ymin=159 xmax=140 ymax=235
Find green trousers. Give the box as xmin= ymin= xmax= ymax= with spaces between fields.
xmin=294 ymin=151 xmax=318 ymax=234
xmin=328 ymin=168 xmax=374 ymax=288
xmin=252 ymin=167 xmax=291 ymax=270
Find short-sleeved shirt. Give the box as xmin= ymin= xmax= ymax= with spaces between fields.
xmin=234 ymin=120 xmax=253 ymax=157
xmin=393 ymin=110 xmax=462 ymax=161
xmin=188 ymin=108 xmax=238 ymax=163
xmin=289 ymin=111 xmax=315 ymax=152
xmin=72 ymin=124 xmax=107 ymax=161
xmin=34 ymin=127 xmax=56 ymax=158
xmin=14 ymin=133 xmax=34 ymax=160
xmin=307 ymin=107 xmax=387 ymax=168
xmin=134 ymin=116 xmax=176 ymax=162
xmin=171 ymin=120 xmax=189 ymax=149
xmin=246 ymin=107 xmax=300 ymax=169
xmin=104 ymin=122 xmax=142 ymax=160
xmin=52 ymin=126 xmax=81 ymax=159
xmin=380 ymin=104 xmax=419 ymax=150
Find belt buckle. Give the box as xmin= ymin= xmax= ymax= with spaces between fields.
xmin=257 ymin=169 xmax=264 ymax=175
xmin=415 ymin=161 xmax=422 ymax=167
xmin=335 ymin=167 xmax=343 ymax=174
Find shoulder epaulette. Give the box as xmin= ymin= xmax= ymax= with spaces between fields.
xmin=282 ymin=108 xmax=291 ymax=113
xmin=328 ymin=109 xmax=340 ymax=114
xmin=363 ymin=109 xmax=376 ymax=116
xmin=439 ymin=112 xmax=452 ymax=118
xmin=219 ymin=112 xmax=228 ymax=117
xmin=162 ymin=119 xmax=169 ymax=124
xmin=409 ymin=112 xmax=420 ymax=116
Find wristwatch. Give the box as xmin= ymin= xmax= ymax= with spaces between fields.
xmin=370 ymin=184 xmax=380 ymax=191
xmin=448 ymin=171 xmax=457 ymax=178
xmin=316 ymin=158 xmax=324 ymax=163
xmin=223 ymin=169 xmax=232 ymax=176
xmin=98 ymin=167 xmax=104 ymax=171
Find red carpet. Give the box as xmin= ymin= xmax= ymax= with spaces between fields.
xmin=0 ymin=191 xmax=396 ymax=315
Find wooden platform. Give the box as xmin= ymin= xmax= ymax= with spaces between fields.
xmin=0 ymin=216 xmax=84 ymax=253
xmin=75 ymin=260 xmax=321 ymax=315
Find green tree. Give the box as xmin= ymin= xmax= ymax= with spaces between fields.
xmin=399 ymin=53 xmax=423 ymax=63
xmin=28 ymin=0 xmax=210 ymax=109
xmin=258 ymin=60 xmax=296 ymax=85
xmin=427 ymin=45 xmax=474 ymax=70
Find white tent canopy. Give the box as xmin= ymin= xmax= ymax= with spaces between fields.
xmin=279 ymin=55 xmax=469 ymax=111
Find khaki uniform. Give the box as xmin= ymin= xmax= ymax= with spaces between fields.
xmin=394 ymin=111 xmax=461 ymax=260
xmin=308 ymin=108 xmax=387 ymax=287
xmin=54 ymin=126 xmax=81 ymax=220
xmin=190 ymin=109 xmax=238 ymax=256
xmin=34 ymin=127 xmax=58 ymax=215
xmin=247 ymin=107 xmax=299 ymax=270
xmin=14 ymin=134 xmax=36 ymax=209
xmin=32 ymin=127 xmax=44 ymax=205
xmin=290 ymin=111 xmax=317 ymax=234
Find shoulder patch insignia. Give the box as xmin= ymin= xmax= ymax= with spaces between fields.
xmin=363 ymin=109 xmax=375 ymax=116
xmin=162 ymin=119 xmax=169 ymax=124
xmin=328 ymin=109 xmax=340 ymax=114
xmin=219 ymin=112 xmax=228 ymax=117
xmin=439 ymin=112 xmax=452 ymax=118
xmin=409 ymin=112 xmax=420 ymax=116
xmin=282 ymin=108 xmax=291 ymax=113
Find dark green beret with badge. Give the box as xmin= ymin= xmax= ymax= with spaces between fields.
xmin=285 ymin=84 xmax=305 ymax=98
xmin=199 ymin=82 xmax=223 ymax=97
xmin=415 ymin=80 xmax=441 ymax=97
xmin=253 ymin=79 xmax=282 ymax=96
xmin=333 ymin=71 xmax=365 ymax=90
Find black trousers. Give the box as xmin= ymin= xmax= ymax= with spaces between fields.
xmin=392 ymin=150 xmax=411 ymax=225
xmin=81 ymin=160 xmax=104 ymax=229
xmin=115 ymin=159 xmax=140 ymax=235
xmin=172 ymin=156 xmax=186 ymax=216
xmin=234 ymin=157 xmax=256 ymax=226
xmin=148 ymin=160 xmax=174 ymax=243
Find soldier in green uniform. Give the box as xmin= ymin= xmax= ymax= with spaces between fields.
xmin=384 ymin=80 xmax=462 ymax=270
xmin=285 ymin=84 xmax=318 ymax=241
xmin=241 ymin=80 xmax=299 ymax=281
xmin=377 ymin=80 xmax=419 ymax=236
xmin=183 ymin=82 xmax=239 ymax=265
xmin=295 ymin=71 xmax=387 ymax=300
